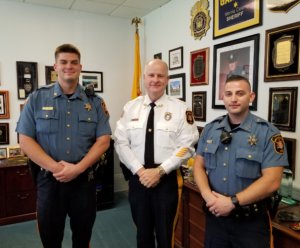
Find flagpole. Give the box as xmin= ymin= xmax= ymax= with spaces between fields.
xmin=131 ymin=17 xmax=142 ymax=99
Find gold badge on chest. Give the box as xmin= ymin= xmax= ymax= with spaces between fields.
xmin=165 ymin=112 xmax=172 ymax=121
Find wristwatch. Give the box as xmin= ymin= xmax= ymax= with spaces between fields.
xmin=231 ymin=195 xmax=240 ymax=208
xmin=157 ymin=166 xmax=166 ymax=176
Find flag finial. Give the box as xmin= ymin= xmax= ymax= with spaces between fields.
xmin=131 ymin=17 xmax=142 ymax=32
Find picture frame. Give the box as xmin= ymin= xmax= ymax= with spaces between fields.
xmin=190 ymin=48 xmax=209 ymax=86
xmin=213 ymin=0 xmax=262 ymax=39
xmin=283 ymin=137 xmax=296 ymax=177
xmin=0 ymin=90 xmax=10 ymax=119
xmin=0 ymin=123 xmax=9 ymax=145
xmin=0 ymin=147 xmax=7 ymax=159
xmin=79 ymin=71 xmax=103 ymax=93
xmin=192 ymin=91 xmax=207 ymax=122
xmin=166 ymin=73 xmax=186 ymax=101
xmin=268 ymin=87 xmax=298 ymax=132
xmin=16 ymin=61 xmax=38 ymax=99
xmin=7 ymin=146 xmax=22 ymax=158
xmin=264 ymin=21 xmax=300 ymax=82
xmin=212 ymin=34 xmax=259 ymax=110
xmin=169 ymin=46 xmax=183 ymax=70
xmin=154 ymin=53 xmax=162 ymax=59
xmin=45 ymin=66 xmax=57 ymax=85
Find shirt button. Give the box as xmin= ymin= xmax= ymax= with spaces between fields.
xmin=66 ymin=124 xmax=71 ymax=128
xmin=248 ymin=155 xmax=252 ymax=159
xmin=88 ymin=117 xmax=91 ymax=121
xmin=66 ymin=137 xmax=70 ymax=141
xmin=224 ymin=147 xmax=228 ymax=151
xmin=223 ymin=177 xmax=227 ymax=181
xmin=223 ymin=163 xmax=227 ymax=166
xmin=67 ymin=111 xmax=71 ymax=115
xmin=45 ymin=114 xmax=49 ymax=118
xmin=68 ymin=100 xmax=71 ymax=103
xmin=66 ymin=150 xmax=70 ymax=154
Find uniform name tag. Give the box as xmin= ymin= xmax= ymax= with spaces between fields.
xmin=42 ymin=106 xmax=53 ymax=110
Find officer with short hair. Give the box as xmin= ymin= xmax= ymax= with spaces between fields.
xmin=16 ymin=43 xmax=111 ymax=248
xmin=193 ymin=75 xmax=288 ymax=248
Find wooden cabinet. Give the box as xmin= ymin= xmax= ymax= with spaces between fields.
xmin=0 ymin=158 xmax=37 ymax=225
xmin=175 ymin=181 xmax=300 ymax=248
xmin=175 ymin=182 xmax=205 ymax=248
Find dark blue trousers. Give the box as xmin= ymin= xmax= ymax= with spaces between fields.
xmin=36 ymin=171 xmax=96 ymax=248
xmin=205 ymin=212 xmax=271 ymax=248
xmin=128 ymin=171 xmax=179 ymax=248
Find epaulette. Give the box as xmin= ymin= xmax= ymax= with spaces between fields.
xmin=36 ymin=84 xmax=55 ymax=91
xmin=211 ymin=115 xmax=226 ymax=123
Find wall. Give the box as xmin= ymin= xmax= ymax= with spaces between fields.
xmin=0 ymin=1 xmax=133 ymax=191
xmin=143 ymin=0 xmax=300 ymax=193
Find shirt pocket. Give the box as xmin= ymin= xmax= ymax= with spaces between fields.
xmin=78 ymin=112 xmax=97 ymax=137
xmin=235 ymin=148 xmax=262 ymax=179
xmin=200 ymin=143 xmax=218 ymax=172
xmin=156 ymin=122 xmax=177 ymax=148
xmin=36 ymin=110 xmax=59 ymax=134
xmin=126 ymin=121 xmax=144 ymax=149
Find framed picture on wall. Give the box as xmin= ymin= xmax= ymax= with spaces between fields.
xmin=213 ymin=0 xmax=262 ymax=39
xmin=169 ymin=46 xmax=183 ymax=70
xmin=0 ymin=90 xmax=10 ymax=119
xmin=212 ymin=34 xmax=259 ymax=110
xmin=264 ymin=21 xmax=300 ymax=82
xmin=268 ymin=87 xmax=298 ymax=132
xmin=192 ymin=91 xmax=206 ymax=122
xmin=16 ymin=61 xmax=38 ymax=99
xmin=0 ymin=123 xmax=9 ymax=145
xmin=283 ymin=137 xmax=296 ymax=177
xmin=45 ymin=66 xmax=57 ymax=85
xmin=166 ymin=73 xmax=186 ymax=101
xmin=79 ymin=71 xmax=103 ymax=93
xmin=190 ymin=48 xmax=209 ymax=86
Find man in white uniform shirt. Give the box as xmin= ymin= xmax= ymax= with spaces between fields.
xmin=114 ymin=59 xmax=199 ymax=248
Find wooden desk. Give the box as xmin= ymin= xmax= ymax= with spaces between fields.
xmin=175 ymin=181 xmax=300 ymax=248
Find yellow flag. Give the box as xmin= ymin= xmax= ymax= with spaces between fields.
xmin=131 ymin=31 xmax=141 ymax=99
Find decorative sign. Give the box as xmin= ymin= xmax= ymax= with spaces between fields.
xmin=267 ymin=0 xmax=300 ymax=13
xmin=190 ymin=0 xmax=211 ymax=40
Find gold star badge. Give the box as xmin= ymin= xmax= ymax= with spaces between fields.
xmin=84 ymin=103 xmax=92 ymax=111
xmin=248 ymin=135 xmax=257 ymax=146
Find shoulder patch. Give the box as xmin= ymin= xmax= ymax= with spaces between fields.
xmin=186 ymin=110 xmax=194 ymax=125
xmin=101 ymin=100 xmax=109 ymax=116
xmin=271 ymin=134 xmax=285 ymax=154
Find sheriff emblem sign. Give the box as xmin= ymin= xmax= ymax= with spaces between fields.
xmin=190 ymin=0 xmax=211 ymax=40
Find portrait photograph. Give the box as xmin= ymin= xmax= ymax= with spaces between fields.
xmin=212 ymin=34 xmax=259 ymax=110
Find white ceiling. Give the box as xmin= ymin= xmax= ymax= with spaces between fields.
xmin=5 ymin=0 xmax=171 ymax=19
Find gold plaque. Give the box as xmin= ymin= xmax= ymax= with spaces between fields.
xmin=190 ymin=0 xmax=211 ymax=40
xmin=272 ymin=35 xmax=296 ymax=71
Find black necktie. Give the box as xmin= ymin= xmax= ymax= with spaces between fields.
xmin=144 ymin=102 xmax=156 ymax=167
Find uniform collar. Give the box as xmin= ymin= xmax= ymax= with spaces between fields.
xmin=144 ymin=93 xmax=167 ymax=107
xmin=52 ymin=82 xmax=85 ymax=100
xmin=217 ymin=112 xmax=254 ymax=133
